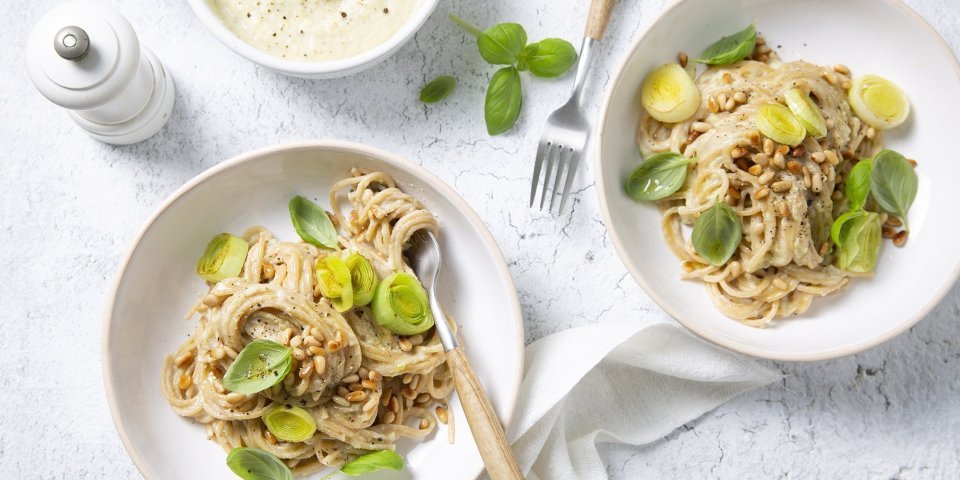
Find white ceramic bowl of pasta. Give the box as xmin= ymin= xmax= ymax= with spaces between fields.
xmin=186 ymin=0 xmax=440 ymax=78
xmin=596 ymin=0 xmax=960 ymax=361
xmin=103 ymin=141 xmax=524 ymax=478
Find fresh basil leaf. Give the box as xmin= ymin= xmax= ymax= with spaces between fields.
xmin=833 ymin=211 xmax=882 ymax=273
xmin=519 ymin=38 xmax=578 ymax=78
xmin=831 ymin=209 xmax=868 ymax=247
xmin=222 ymin=339 xmax=292 ymax=394
xmin=845 ymin=160 xmax=873 ymax=210
xmin=484 ymin=66 xmax=523 ymax=136
xmin=624 ymin=152 xmax=695 ymax=201
xmin=226 ymin=448 xmax=293 ymax=480
xmin=289 ymin=195 xmax=339 ymax=249
xmin=870 ymin=149 xmax=918 ymax=230
xmin=419 ymin=75 xmax=457 ymax=103
xmin=477 ymin=23 xmax=527 ymax=65
xmin=341 ymin=450 xmax=404 ymax=477
xmin=694 ymin=24 xmax=756 ymax=65
xmin=692 ymin=201 xmax=742 ymax=266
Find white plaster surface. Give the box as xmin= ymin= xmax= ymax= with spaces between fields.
xmin=2 ymin=0 xmax=959 ymax=478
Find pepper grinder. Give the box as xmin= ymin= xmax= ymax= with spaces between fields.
xmin=26 ymin=0 xmax=175 ymax=145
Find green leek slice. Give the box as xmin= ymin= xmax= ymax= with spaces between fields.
xmin=784 ymin=88 xmax=827 ymax=138
xmin=196 ymin=233 xmax=249 ymax=282
xmin=848 ymin=75 xmax=910 ymax=129
xmin=263 ymin=404 xmax=317 ymax=442
xmin=641 ymin=64 xmax=701 ymax=123
xmin=346 ymin=253 xmax=378 ymax=307
xmin=371 ymin=273 xmax=434 ymax=336
xmin=755 ymin=103 xmax=806 ymax=147
xmin=316 ymin=255 xmax=353 ymax=312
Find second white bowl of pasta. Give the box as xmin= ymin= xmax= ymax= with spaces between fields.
xmin=596 ymin=0 xmax=960 ymax=360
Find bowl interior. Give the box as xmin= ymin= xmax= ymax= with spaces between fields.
xmin=597 ymin=0 xmax=960 ymax=360
xmin=186 ymin=0 xmax=439 ymax=78
xmin=104 ymin=142 xmax=523 ymax=478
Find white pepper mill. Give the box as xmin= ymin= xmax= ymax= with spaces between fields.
xmin=26 ymin=0 xmax=175 ymax=145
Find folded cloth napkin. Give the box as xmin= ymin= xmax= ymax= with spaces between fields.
xmin=498 ymin=319 xmax=779 ymax=480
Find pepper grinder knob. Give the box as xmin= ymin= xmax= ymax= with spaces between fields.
xmin=54 ymin=26 xmax=90 ymax=60
xmin=26 ymin=1 xmax=175 ymax=145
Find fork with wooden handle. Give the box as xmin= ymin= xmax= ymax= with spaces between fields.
xmin=407 ymin=231 xmax=523 ymax=480
xmin=530 ymin=0 xmax=618 ymax=214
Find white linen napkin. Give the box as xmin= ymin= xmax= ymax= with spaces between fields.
xmin=498 ymin=319 xmax=779 ymax=480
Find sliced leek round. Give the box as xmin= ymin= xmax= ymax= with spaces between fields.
xmin=263 ymin=404 xmax=317 ymax=442
xmin=346 ymin=252 xmax=378 ymax=307
xmin=196 ymin=233 xmax=249 ymax=283
xmin=784 ymin=88 xmax=826 ymax=138
xmin=848 ymin=75 xmax=910 ymax=129
xmin=316 ymin=255 xmax=353 ymax=312
xmin=755 ymin=103 xmax=806 ymax=147
xmin=641 ymin=64 xmax=701 ymax=123
xmin=372 ymin=272 xmax=434 ymax=336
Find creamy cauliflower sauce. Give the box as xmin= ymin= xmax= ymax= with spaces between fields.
xmin=209 ymin=0 xmax=420 ymax=62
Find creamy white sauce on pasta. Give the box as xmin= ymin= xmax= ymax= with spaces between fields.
xmin=209 ymin=0 xmax=420 ymax=62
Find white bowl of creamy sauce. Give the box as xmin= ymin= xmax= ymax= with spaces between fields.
xmin=188 ymin=0 xmax=435 ymax=78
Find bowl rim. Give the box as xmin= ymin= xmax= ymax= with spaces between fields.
xmin=101 ymin=140 xmax=525 ymax=479
xmin=594 ymin=0 xmax=960 ymax=362
xmin=184 ymin=0 xmax=441 ymax=77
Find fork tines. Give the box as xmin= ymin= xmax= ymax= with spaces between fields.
xmin=530 ymin=140 xmax=580 ymax=214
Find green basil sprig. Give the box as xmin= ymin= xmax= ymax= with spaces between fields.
xmin=624 ymin=152 xmax=695 ymax=201
xmin=340 ymin=450 xmax=405 ymax=477
xmin=845 ymin=160 xmax=873 ymax=210
xmin=831 ymin=210 xmax=882 ymax=272
xmin=449 ymin=14 xmax=578 ymax=136
xmin=870 ymin=149 xmax=918 ymax=230
xmin=692 ymin=201 xmax=742 ymax=266
xmin=222 ymin=339 xmax=292 ymax=394
xmin=226 ymin=448 xmax=293 ymax=480
xmin=694 ymin=24 xmax=757 ymax=65
xmin=485 ymin=67 xmax=523 ymax=136
xmin=420 ymin=75 xmax=457 ymax=104
xmin=477 ymin=23 xmax=527 ymax=65
xmin=518 ymin=38 xmax=578 ymax=78
xmin=289 ymin=195 xmax=339 ymax=249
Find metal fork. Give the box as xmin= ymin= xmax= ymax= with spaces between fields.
xmin=530 ymin=0 xmax=617 ymax=214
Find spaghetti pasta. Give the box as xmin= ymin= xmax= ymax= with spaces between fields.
xmin=162 ymin=169 xmax=454 ymax=475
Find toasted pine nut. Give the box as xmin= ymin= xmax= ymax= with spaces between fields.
xmin=681 ymin=261 xmax=697 ymax=272
xmin=727 ymin=187 xmax=741 ymax=201
xmin=332 ymin=396 xmax=350 ymax=407
xmin=362 ymin=397 xmax=379 ymax=412
xmin=727 ymin=261 xmax=742 ymax=278
xmin=754 ymin=187 xmax=770 ymax=199
xmin=866 ymin=127 xmax=876 ymax=140
xmin=718 ymin=93 xmax=728 ymax=107
xmin=772 ymin=152 xmax=786 ymax=169
xmin=293 ymin=348 xmax=307 ymax=361
xmin=772 ymin=180 xmax=792 ymax=193
xmin=435 ymin=406 xmax=448 ymax=424
xmin=262 ymin=262 xmax=275 ymax=280
xmin=290 ymin=336 xmax=303 ymax=348
xmin=758 ymin=171 xmax=774 ymax=184
xmin=342 ymin=374 xmax=360 ymax=384
xmin=310 ymin=327 xmax=324 ymax=339
xmin=225 ymin=392 xmax=246 ymax=404
xmin=362 ymin=379 xmax=377 ymax=390
xmin=678 ymin=52 xmax=689 ymax=68
xmin=885 ymin=216 xmax=903 ymax=227
xmin=202 ymin=294 xmax=221 ymax=308
xmin=419 ymin=418 xmax=430 ymax=430
xmin=326 ymin=340 xmax=342 ymax=353
xmin=313 ymin=355 xmax=326 ymax=374
xmin=787 ymin=161 xmax=802 ymax=173
xmin=175 ymin=351 xmax=194 ymax=367
xmin=724 ymin=98 xmax=736 ymax=111
xmin=733 ymin=91 xmax=748 ymax=104
xmin=763 ymin=138 xmax=775 ymax=156
xmin=389 ymin=396 xmax=400 ymax=413
xmin=908 ymin=159 xmax=918 ymax=168
xmin=882 ymin=226 xmax=898 ymax=239
xmin=211 ymin=347 xmax=226 ymax=360
xmin=265 ymin=431 xmax=278 ymax=445
xmin=402 ymin=373 xmax=413 ymax=385
xmin=178 ymin=374 xmax=192 ymax=390
xmin=753 ymin=153 xmax=769 ymax=167
xmin=833 ymin=64 xmax=851 ymax=75
xmin=346 ymin=391 xmax=367 ymax=402
xmin=824 ymin=150 xmax=840 ymax=165
xmin=349 ymin=382 xmax=363 ymax=392
xmin=819 ymin=242 xmax=830 ymax=257
xmin=416 ymin=393 xmax=432 ymax=404
xmin=692 ymin=122 xmax=712 ymax=133
xmin=369 ymin=370 xmax=383 ymax=381
xmin=893 ymin=231 xmax=909 ymax=247
xmin=398 ymin=338 xmax=413 ymax=352
xmin=776 ymin=145 xmax=790 ymax=156
xmin=308 ymin=345 xmax=324 ymax=356
xmin=304 ymin=336 xmax=321 ymax=348
xmin=401 ymin=387 xmax=417 ymax=400
xmin=708 ymin=96 xmax=720 ymax=113
xmin=382 ymin=411 xmax=396 ymax=424
xmin=748 ymin=165 xmax=763 ymax=176
xmin=811 ymin=152 xmax=825 ymax=164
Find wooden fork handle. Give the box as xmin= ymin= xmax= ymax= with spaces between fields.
xmin=446 ymin=347 xmax=523 ymax=480
xmin=585 ymin=0 xmax=617 ymax=40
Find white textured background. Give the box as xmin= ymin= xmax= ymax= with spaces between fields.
xmin=2 ymin=0 xmax=959 ymax=478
